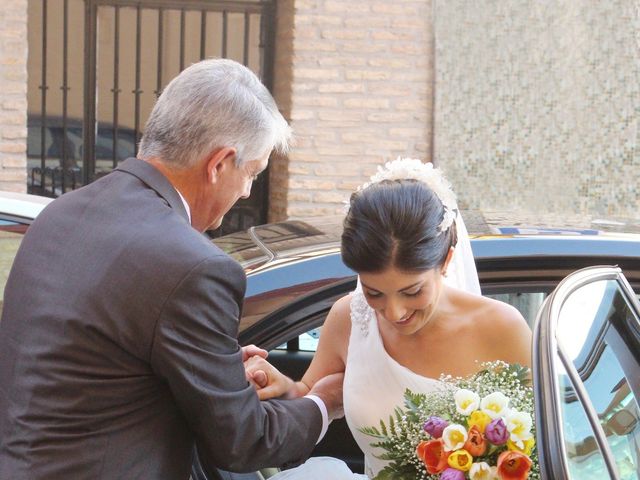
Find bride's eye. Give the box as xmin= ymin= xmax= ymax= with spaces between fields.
xmin=403 ymin=288 xmax=422 ymax=297
xmin=364 ymin=290 xmax=382 ymax=298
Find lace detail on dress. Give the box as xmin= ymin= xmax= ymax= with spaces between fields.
xmin=350 ymin=288 xmax=372 ymax=337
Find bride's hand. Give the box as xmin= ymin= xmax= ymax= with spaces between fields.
xmin=244 ymin=355 xmax=296 ymax=400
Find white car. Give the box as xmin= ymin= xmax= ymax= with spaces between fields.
xmin=0 ymin=190 xmax=52 ymax=223
xmin=0 ymin=191 xmax=52 ymax=307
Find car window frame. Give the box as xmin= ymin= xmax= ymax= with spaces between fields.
xmin=533 ymin=265 xmax=640 ymax=480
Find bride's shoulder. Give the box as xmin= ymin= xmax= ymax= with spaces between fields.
xmin=318 ymin=294 xmax=353 ymax=360
xmin=454 ymin=289 xmax=527 ymax=330
xmin=451 ymin=290 xmax=532 ymax=366
xmin=325 ymin=294 xmax=354 ymax=330
xmin=330 ymin=293 xmax=352 ymax=314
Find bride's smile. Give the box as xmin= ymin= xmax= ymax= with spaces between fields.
xmin=359 ymin=266 xmax=447 ymax=335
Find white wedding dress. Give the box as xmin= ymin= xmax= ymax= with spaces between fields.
xmin=345 ymin=285 xmax=445 ymax=478
xmin=271 ymin=214 xmax=480 ymax=479
xmin=271 ymin=287 xmax=445 ymax=480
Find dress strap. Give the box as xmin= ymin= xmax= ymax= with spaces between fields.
xmin=350 ymin=278 xmax=371 ymax=337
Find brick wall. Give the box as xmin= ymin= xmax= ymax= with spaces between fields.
xmin=270 ymin=0 xmax=434 ymax=221
xmin=0 ymin=0 xmax=28 ymax=192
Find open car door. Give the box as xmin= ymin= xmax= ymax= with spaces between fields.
xmin=533 ymin=266 xmax=640 ymax=479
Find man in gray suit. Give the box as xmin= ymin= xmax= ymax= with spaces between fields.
xmin=0 ymin=59 xmax=342 ymax=479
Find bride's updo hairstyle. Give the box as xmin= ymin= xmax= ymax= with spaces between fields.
xmin=341 ymin=159 xmax=458 ymax=273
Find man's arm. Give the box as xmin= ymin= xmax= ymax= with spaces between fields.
xmin=149 ymin=254 xmax=323 ymax=473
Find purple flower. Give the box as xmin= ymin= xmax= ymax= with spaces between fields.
xmin=423 ymin=416 xmax=448 ymax=438
xmin=485 ymin=417 xmax=509 ymax=445
xmin=440 ymin=468 xmax=465 ymax=480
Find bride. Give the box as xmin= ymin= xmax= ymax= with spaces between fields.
xmin=247 ymin=158 xmax=532 ymax=479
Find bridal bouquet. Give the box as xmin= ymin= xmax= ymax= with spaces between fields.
xmin=360 ymin=361 xmax=539 ymax=480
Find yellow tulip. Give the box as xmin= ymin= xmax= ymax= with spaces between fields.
xmin=467 ymin=410 xmax=492 ymax=433
xmin=507 ymin=437 xmax=535 ymax=456
xmin=447 ymin=449 xmax=473 ymax=472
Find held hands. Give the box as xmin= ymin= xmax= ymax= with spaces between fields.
xmin=241 ymin=344 xmax=268 ymax=362
xmin=242 ymin=344 xmax=269 ymax=390
xmin=242 ymin=344 xmax=345 ymax=422
xmin=244 ymin=353 xmax=296 ymax=400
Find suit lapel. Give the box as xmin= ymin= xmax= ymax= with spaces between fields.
xmin=116 ymin=158 xmax=190 ymax=223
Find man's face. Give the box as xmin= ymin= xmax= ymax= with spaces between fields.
xmin=204 ymin=151 xmax=270 ymax=231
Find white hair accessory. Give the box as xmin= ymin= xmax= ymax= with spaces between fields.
xmin=360 ymin=157 xmax=458 ymax=232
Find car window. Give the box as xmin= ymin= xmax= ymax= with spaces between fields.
xmin=557 ymin=279 xmax=640 ymax=479
xmin=485 ymin=291 xmax=547 ymax=327
xmin=556 ymin=359 xmax=610 ymax=479
xmin=276 ymin=327 xmax=322 ymax=352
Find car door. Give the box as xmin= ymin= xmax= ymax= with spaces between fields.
xmin=533 ymin=266 xmax=640 ymax=480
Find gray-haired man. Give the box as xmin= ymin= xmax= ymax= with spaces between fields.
xmin=0 ymin=58 xmax=342 ymax=479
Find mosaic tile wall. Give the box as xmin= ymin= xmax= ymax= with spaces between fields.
xmin=434 ymin=0 xmax=639 ymax=218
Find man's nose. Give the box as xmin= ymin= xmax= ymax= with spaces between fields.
xmin=241 ymin=182 xmax=252 ymax=199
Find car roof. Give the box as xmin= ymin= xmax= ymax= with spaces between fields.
xmin=0 ymin=191 xmax=53 ymax=221
xmin=214 ymin=210 xmax=640 ymax=271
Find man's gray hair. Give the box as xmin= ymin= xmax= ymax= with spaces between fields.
xmin=138 ymin=58 xmax=291 ymax=167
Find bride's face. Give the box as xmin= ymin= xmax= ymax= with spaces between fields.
xmin=359 ymin=265 xmax=445 ymax=336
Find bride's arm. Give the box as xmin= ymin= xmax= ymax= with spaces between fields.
xmin=247 ymin=294 xmax=352 ymax=400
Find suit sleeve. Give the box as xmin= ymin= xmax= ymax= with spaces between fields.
xmin=149 ymin=254 xmax=322 ymax=473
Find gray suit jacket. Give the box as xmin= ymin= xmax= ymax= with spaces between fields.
xmin=0 ymin=158 xmax=322 ymax=479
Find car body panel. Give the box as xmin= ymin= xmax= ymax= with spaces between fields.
xmin=0 ymin=191 xmax=52 ymax=222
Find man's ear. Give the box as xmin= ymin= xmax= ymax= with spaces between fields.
xmin=205 ymin=147 xmax=237 ymax=184
xmin=442 ymin=246 xmax=455 ymax=276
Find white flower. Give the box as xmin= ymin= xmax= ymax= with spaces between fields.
xmin=469 ymin=462 xmax=499 ymax=480
xmin=359 ymin=157 xmax=457 ymax=232
xmin=442 ymin=424 xmax=468 ymax=451
xmin=454 ymin=389 xmax=480 ymax=415
xmin=506 ymin=410 xmax=533 ymax=448
xmin=480 ymin=392 xmax=510 ymax=419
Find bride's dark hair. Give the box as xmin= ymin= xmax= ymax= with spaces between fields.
xmin=341 ymin=179 xmax=457 ymax=273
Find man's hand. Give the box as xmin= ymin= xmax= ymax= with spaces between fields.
xmin=242 ymin=344 xmax=269 ymax=389
xmin=241 ymin=344 xmax=268 ymax=362
xmin=244 ymin=355 xmax=295 ymax=400
xmin=308 ymin=372 xmax=344 ymax=422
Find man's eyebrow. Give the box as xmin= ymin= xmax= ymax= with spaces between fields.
xmin=360 ymin=280 xmax=423 ymax=293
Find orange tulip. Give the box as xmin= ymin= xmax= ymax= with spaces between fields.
xmin=463 ymin=425 xmax=487 ymax=456
xmin=497 ymin=450 xmax=532 ymax=480
xmin=416 ymin=438 xmax=450 ymax=474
